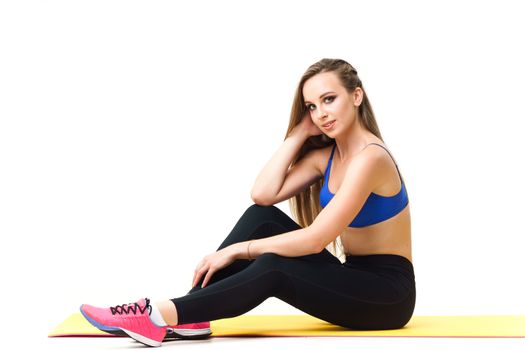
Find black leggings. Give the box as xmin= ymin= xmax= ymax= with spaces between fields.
xmin=171 ymin=204 xmax=416 ymax=330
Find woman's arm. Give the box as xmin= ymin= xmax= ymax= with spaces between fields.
xmin=193 ymin=226 xmax=319 ymax=288
xmin=233 ymin=148 xmax=384 ymax=260
xmin=250 ymin=127 xmax=310 ymax=204
xmin=230 ymin=227 xmax=321 ymax=259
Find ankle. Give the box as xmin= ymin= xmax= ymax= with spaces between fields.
xmin=149 ymin=302 xmax=168 ymax=327
xmin=156 ymin=300 xmax=179 ymax=326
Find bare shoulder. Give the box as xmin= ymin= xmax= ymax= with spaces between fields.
xmin=361 ymin=142 xmax=399 ymax=168
xmin=357 ymin=143 xmax=403 ymax=193
xmin=301 ymin=141 xmax=396 ymax=182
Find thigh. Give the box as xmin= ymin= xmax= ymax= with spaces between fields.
xmin=217 ymin=204 xmax=302 ymax=250
xmin=261 ymin=254 xmax=415 ymax=330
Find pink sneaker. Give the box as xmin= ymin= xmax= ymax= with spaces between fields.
xmin=80 ymin=298 xmax=212 ymax=342
xmin=80 ymin=298 xmax=166 ymax=347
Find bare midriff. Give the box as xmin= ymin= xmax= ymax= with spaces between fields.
xmin=340 ymin=204 xmax=412 ymax=262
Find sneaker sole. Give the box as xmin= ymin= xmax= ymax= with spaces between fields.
xmin=104 ymin=327 xmax=212 ymax=340
xmin=80 ymin=307 xmax=211 ymax=340
xmin=120 ymin=328 xmax=162 ymax=347
xmin=166 ymin=327 xmax=212 ymax=340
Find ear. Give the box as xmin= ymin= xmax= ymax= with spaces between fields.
xmin=353 ymin=87 xmax=364 ymax=107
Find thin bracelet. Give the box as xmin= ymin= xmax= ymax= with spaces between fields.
xmin=247 ymin=240 xmax=254 ymax=261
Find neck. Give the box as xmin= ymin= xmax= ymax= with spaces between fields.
xmin=333 ymin=120 xmax=375 ymax=162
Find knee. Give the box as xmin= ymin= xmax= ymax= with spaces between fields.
xmin=252 ymin=252 xmax=289 ymax=270
xmin=244 ymin=203 xmax=282 ymax=220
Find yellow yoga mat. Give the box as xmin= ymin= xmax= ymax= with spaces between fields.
xmin=49 ymin=313 xmax=525 ymax=338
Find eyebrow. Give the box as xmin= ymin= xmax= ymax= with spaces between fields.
xmin=304 ymin=91 xmax=335 ymax=104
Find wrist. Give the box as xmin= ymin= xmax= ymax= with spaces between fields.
xmin=233 ymin=240 xmax=255 ymax=260
xmin=246 ymin=240 xmax=254 ymax=261
xmin=232 ymin=242 xmax=248 ymax=260
xmin=289 ymin=127 xmax=310 ymax=141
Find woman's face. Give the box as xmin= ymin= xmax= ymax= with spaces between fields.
xmin=302 ymin=71 xmax=362 ymax=136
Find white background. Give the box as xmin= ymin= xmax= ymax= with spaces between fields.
xmin=1 ymin=0 xmax=524 ymax=346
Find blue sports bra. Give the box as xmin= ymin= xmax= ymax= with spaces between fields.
xmin=319 ymin=143 xmax=409 ymax=228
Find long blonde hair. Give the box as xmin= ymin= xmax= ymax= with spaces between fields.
xmin=285 ymin=58 xmax=384 ymax=262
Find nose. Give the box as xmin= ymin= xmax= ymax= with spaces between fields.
xmin=315 ymin=107 xmax=328 ymax=121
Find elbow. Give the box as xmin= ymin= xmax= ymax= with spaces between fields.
xmin=251 ymin=192 xmax=266 ymax=206
xmin=251 ymin=190 xmax=272 ymax=206
xmin=313 ymin=240 xmax=326 ymax=254
xmin=308 ymin=240 xmax=325 ymax=255
xmin=305 ymin=227 xmax=328 ymax=255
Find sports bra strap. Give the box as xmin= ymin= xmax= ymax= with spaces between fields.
xmin=365 ymin=143 xmax=404 ymax=183
xmin=326 ymin=142 xmax=404 ymax=183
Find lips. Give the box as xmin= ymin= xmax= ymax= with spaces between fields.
xmin=323 ymin=120 xmax=335 ymax=128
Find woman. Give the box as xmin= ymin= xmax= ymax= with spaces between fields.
xmin=80 ymin=58 xmax=416 ymax=347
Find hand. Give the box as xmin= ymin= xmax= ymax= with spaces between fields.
xmin=293 ymin=111 xmax=323 ymax=138
xmin=192 ymin=245 xmax=238 ymax=288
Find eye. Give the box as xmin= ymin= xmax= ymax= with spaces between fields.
xmin=305 ymin=96 xmax=335 ymax=111
xmin=325 ymin=96 xmax=335 ymax=103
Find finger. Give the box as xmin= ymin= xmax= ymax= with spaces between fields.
xmin=194 ymin=264 xmax=210 ymax=288
xmin=192 ymin=267 xmax=200 ymax=287
xmin=192 ymin=272 xmax=198 ymax=288
xmin=192 ymin=267 xmax=204 ymax=287
xmin=192 ymin=259 xmax=207 ymax=286
xmin=201 ymin=268 xmax=215 ymax=289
